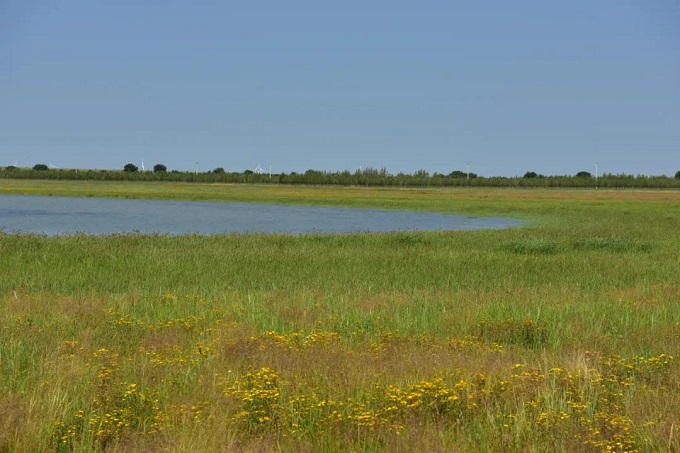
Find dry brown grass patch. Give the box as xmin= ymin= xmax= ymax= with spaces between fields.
xmin=0 ymin=396 xmax=30 ymax=451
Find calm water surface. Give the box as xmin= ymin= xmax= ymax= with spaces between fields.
xmin=0 ymin=195 xmax=522 ymax=235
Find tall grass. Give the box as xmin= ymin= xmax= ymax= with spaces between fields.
xmin=1 ymin=183 xmax=679 ymax=451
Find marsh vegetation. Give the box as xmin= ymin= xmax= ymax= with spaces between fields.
xmin=1 ymin=182 xmax=679 ymax=452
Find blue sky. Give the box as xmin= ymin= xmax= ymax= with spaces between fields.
xmin=2 ymin=1 xmax=679 ymax=176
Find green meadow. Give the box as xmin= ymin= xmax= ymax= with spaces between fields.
xmin=1 ymin=180 xmax=679 ymax=452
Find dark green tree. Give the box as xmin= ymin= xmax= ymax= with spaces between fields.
xmin=576 ymin=171 xmax=592 ymax=178
xmin=153 ymin=164 xmax=167 ymax=173
xmin=675 ymin=171 xmax=680 ymax=179
xmin=523 ymin=171 xmax=538 ymax=178
xmin=213 ymin=167 xmax=225 ymax=174
xmin=33 ymin=164 xmax=49 ymax=171
xmin=123 ymin=163 xmax=138 ymax=172
xmin=449 ymin=170 xmax=478 ymax=179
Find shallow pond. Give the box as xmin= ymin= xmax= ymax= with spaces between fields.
xmin=0 ymin=194 xmax=523 ymax=235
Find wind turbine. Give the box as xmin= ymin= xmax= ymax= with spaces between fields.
xmin=141 ymin=159 xmax=145 ymax=171
xmin=253 ymin=162 xmax=264 ymax=174
xmin=49 ymin=163 xmax=59 ymax=169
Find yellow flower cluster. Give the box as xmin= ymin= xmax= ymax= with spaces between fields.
xmin=221 ymin=352 xmax=672 ymax=450
xmin=106 ymin=306 xmax=206 ymax=333
xmin=54 ymin=348 xmax=168 ymax=451
xmin=175 ymin=401 xmax=212 ymax=423
xmin=55 ymin=382 xmax=166 ymax=451
xmin=449 ymin=335 xmax=503 ymax=352
xmin=249 ymin=330 xmax=342 ymax=350
xmin=57 ymin=340 xmax=81 ymax=359
xmin=595 ymin=352 xmax=674 ymax=385
xmin=152 ymin=316 xmax=201 ymax=332
xmin=508 ymin=353 xmax=674 ymax=452
xmin=224 ymin=367 xmax=282 ymax=430
xmin=223 ymin=367 xmax=494 ymax=435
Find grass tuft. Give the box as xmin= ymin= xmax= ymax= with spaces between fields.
xmin=571 ymin=237 xmax=651 ymax=253
xmin=475 ymin=318 xmax=549 ymax=349
xmin=501 ymin=239 xmax=561 ymax=255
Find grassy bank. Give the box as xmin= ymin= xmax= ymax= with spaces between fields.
xmin=1 ymin=182 xmax=679 ymax=451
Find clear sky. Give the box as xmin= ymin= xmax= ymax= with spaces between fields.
xmin=2 ymin=1 xmax=679 ymax=177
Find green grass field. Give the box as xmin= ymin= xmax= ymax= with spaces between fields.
xmin=1 ymin=180 xmax=679 ymax=452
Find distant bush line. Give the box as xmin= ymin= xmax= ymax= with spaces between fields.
xmin=2 ymin=166 xmax=680 ymax=189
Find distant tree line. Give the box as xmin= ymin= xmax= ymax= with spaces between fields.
xmin=2 ymin=163 xmax=680 ymax=189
